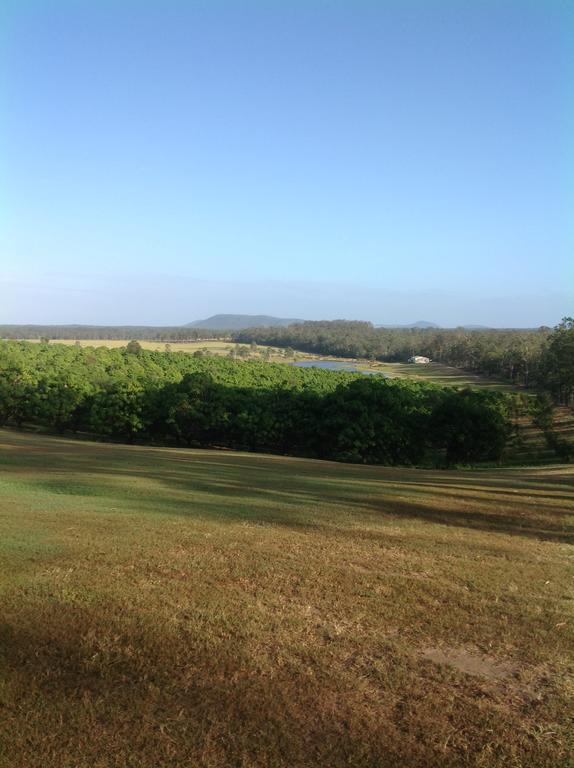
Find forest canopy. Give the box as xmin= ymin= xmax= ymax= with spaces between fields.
xmin=0 ymin=341 xmax=514 ymax=466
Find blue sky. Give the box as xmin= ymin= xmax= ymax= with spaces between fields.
xmin=2 ymin=0 xmax=573 ymax=326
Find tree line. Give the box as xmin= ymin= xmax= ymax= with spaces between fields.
xmin=0 ymin=341 xmax=515 ymax=466
xmin=235 ymin=318 xmax=574 ymax=404
xmin=0 ymin=325 xmax=231 ymax=342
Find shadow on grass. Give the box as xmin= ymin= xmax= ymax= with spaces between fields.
xmin=10 ymin=432 xmax=573 ymax=544
xmin=0 ymin=581 xmax=567 ymax=768
xmin=0 ymin=596 xmax=405 ymax=768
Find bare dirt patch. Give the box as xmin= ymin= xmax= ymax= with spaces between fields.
xmin=419 ymin=645 xmax=562 ymax=708
xmin=421 ymin=646 xmax=519 ymax=681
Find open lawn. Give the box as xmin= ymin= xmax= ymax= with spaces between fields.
xmin=0 ymin=430 xmax=572 ymax=768
xmin=361 ymin=361 xmax=520 ymax=392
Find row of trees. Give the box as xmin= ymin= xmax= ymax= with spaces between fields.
xmin=235 ymin=318 xmax=574 ymax=403
xmin=0 ymin=341 xmax=514 ymax=465
xmin=0 ymin=325 xmax=230 ymax=342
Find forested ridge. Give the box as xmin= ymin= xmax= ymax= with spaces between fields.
xmin=0 ymin=341 xmax=515 ymax=466
xmin=236 ymin=318 xmax=574 ymax=403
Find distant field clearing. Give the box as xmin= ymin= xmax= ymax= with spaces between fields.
xmin=21 ymin=338 xmax=248 ymax=353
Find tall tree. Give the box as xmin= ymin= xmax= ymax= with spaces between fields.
xmin=541 ymin=318 xmax=574 ymax=405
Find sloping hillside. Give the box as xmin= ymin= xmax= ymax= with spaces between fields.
xmin=508 ymin=405 xmax=574 ymax=464
xmin=0 ymin=430 xmax=572 ymax=768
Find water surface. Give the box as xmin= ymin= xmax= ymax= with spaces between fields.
xmin=291 ymin=360 xmax=388 ymax=376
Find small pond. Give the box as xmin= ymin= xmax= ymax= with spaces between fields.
xmin=290 ymin=360 xmax=388 ymax=376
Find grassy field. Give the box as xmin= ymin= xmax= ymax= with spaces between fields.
xmin=358 ymin=361 xmax=520 ymax=392
xmin=0 ymin=430 xmax=572 ymax=768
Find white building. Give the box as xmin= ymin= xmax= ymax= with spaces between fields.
xmin=408 ymin=355 xmax=431 ymax=364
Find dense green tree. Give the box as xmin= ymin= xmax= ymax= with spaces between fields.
xmin=31 ymin=370 xmax=93 ymax=432
xmin=88 ymin=378 xmax=148 ymax=441
xmin=125 ymin=340 xmax=142 ymax=355
xmin=164 ymin=373 xmax=229 ymax=446
xmin=540 ymin=318 xmax=574 ymax=405
xmin=0 ymin=348 xmax=38 ymax=426
xmin=430 ymin=389 xmax=511 ymax=464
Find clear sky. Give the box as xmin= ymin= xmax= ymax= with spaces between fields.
xmin=2 ymin=0 xmax=573 ymax=327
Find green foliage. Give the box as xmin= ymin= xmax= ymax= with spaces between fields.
xmin=164 ymin=373 xmax=230 ymax=446
xmin=530 ymin=393 xmax=554 ymax=431
xmin=430 ymin=389 xmax=511 ymax=464
xmin=236 ymin=318 xmax=574 ymax=412
xmin=0 ymin=349 xmax=38 ymax=426
xmin=540 ymin=317 xmax=574 ymax=406
xmin=0 ymin=341 xmax=514 ymax=466
xmin=125 ymin=339 xmax=143 ymax=355
xmin=235 ymin=321 xmax=552 ymax=390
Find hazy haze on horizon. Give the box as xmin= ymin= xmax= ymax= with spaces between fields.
xmin=2 ymin=1 xmax=573 ymax=327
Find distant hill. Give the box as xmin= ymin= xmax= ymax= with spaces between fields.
xmin=376 ymin=321 xmax=493 ymax=330
xmin=409 ymin=320 xmax=440 ymax=329
xmin=185 ymin=314 xmax=302 ymax=330
xmin=376 ymin=320 xmax=440 ymax=329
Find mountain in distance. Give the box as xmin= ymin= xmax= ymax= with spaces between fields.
xmin=408 ymin=320 xmax=440 ymax=329
xmin=187 ymin=316 xmax=493 ymax=331
xmin=376 ymin=321 xmax=493 ymax=330
xmin=376 ymin=320 xmax=440 ymax=329
xmin=185 ymin=314 xmax=303 ymax=330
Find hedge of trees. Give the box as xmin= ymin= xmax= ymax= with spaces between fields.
xmin=235 ymin=318 xmax=574 ymax=401
xmin=0 ymin=341 xmax=514 ymax=466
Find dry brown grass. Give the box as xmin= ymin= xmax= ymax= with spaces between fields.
xmin=0 ymin=430 xmax=572 ymax=767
